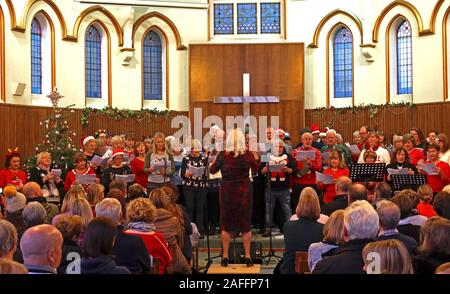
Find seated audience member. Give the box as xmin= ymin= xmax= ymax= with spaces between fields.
xmin=373 ymin=182 xmax=392 ymax=207
xmin=280 ymin=188 xmax=324 ymax=274
xmin=308 ymin=210 xmax=345 ymax=271
xmin=403 ymin=134 xmax=426 ymax=166
xmin=86 ymin=183 xmax=105 ymax=211
xmin=127 ymin=183 xmax=147 ymax=201
xmin=106 ymin=188 xmax=127 ymax=217
xmin=125 ymin=198 xmax=172 ymax=274
xmin=433 ymin=191 xmax=450 ymax=219
xmin=22 ymin=182 xmax=59 ymax=223
xmin=52 ymin=185 xmax=86 ymax=225
xmin=413 ymin=216 xmax=450 ymax=274
xmin=435 ymin=262 xmax=450 ymax=274
xmin=313 ymin=201 xmax=379 ymax=274
xmin=148 ymin=189 xmax=191 ymax=274
xmin=417 ymin=184 xmax=437 ymax=218
xmin=0 ymin=259 xmax=28 ymax=274
xmin=3 ymin=185 xmax=27 ymax=237
xmin=95 ymin=198 xmax=151 ymax=274
xmin=289 ymin=188 xmax=329 ymax=224
xmin=348 ymin=183 xmax=369 ymax=203
xmin=20 ymin=224 xmax=63 ymax=274
xmin=358 ymin=132 xmax=391 ymax=164
xmin=22 ymin=202 xmax=47 ymax=229
xmin=64 ymin=152 xmax=98 ymax=192
xmin=81 ymin=217 xmax=130 ymax=274
xmin=322 ymin=176 xmax=352 ymax=216
xmin=362 ymin=239 xmax=413 ymax=274
xmin=54 ymin=215 xmax=83 ymax=274
xmin=391 ymin=190 xmax=427 ymax=243
xmin=421 ymin=144 xmax=450 ymax=193
xmin=317 ymin=151 xmax=349 ymax=204
xmin=0 ymin=220 xmax=18 ymax=260
xmin=376 ymin=200 xmax=418 ymax=254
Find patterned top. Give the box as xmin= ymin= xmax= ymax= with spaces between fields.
xmin=181 ymin=154 xmax=208 ymax=188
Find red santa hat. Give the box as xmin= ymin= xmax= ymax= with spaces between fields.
xmin=319 ymin=127 xmax=329 ymax=138
xmin=82 ymin=136 xmax=96 ymax=146
xmin=310 ymin=124 xmax=320 ymax=135
xmin=111 ymin=149 xmax=125 ymax=159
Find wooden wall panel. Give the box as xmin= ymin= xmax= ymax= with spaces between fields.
xmin=189 ymin=43 xmax=305 ymax=144
xmin=305 ymin=102 xmax=450 ymax=145
xmin=0 ymin=103 xmax=188 ymax=168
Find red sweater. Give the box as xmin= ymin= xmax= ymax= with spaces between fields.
xmin=64 ymin=167 xmax=97 ymax=192
xmin=291 ymin=146 xmax=322 ymax=185
xmin=408 ymin=148 xmax=426 ymax=166
xmin=320 ymin=168 xmax=350 ymax=203
xmin=424 ymin=161 xmax=450 ymax=192
xmin=0 ymin=169 xmax=27 ymax=189
xmin=125 ymin=230 xmax=172 ymax=274
xmin=130 ymin=158 xmax=148 ymax=188
xmin=417 ymin=202 xmax=437 ymax=218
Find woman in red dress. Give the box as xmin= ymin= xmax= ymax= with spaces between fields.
xmin=0 ymin=149 xmax=27 ymax=190
xmin=317 ymin=151 xmax=349 ymax=204
xmin=130 ymin=141 xmax=148 ymax=188
xmin=420 ymin=144 xmax=450 ymax=193
xmin=404 ymin=134 xmax=426 ymax=166
xmin=210 ymin=128 xmax=259 ymax=267
xmin=64 ymin=152 xmax=98 ymax=192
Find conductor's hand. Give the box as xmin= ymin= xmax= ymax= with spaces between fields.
xmin=261 ymin=167 xmax=268 ymax=174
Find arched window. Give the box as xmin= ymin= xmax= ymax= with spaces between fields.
xmin=396 ymin=20 xmax=412 ymax=95
xmin=31 ymin=18 xmax=42 ymax=94
xmin=85 ymin=25 xmax=102 ymax=98
xmin=143 ymin=30 xmax=163 ymax=101
xmin=333 ymin=27 xmax=353 ymax=98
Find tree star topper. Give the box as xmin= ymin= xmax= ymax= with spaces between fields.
xmin=47 ymin=88 xmax=64 ymax=108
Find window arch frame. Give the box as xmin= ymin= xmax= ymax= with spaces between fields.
xmin=396 ymin=20 xmax=412 ymax=95
xmin=141 ymin=26 xmax=168 ymax=109
xmin=30 ymin=17 xmax=42 ymax=94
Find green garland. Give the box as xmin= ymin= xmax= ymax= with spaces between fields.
xmin=81 ymin=106 xmax=173 ymax=126
xmin=314 ymin=101 xmax=415 ymax=119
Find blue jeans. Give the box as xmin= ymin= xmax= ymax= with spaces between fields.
xmin=265 ymin=188 xmax=291 ymax=229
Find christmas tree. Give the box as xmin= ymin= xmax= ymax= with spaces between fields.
xmin=25 ymin=89 xmax=78 ymax=172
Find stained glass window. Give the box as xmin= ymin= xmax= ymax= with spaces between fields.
xmin=237 ymin=3 xmax=257 ymax=34
xmin=214 ymin=4 xmax=234 ymax=34
xmin=333 ymin=27 xmax=353 ymax=98
xmin=143 ymin=31 xmax=162 ymax=100
xmin=397 ymin=20 xmax=412 ymax=95
xmin=31 ymin=18 xmax=42 ymax=94
xmin=261 ymin=3 xmax=280 ymax=34
xmin=85 ymin=25 xmax=102 ymax=98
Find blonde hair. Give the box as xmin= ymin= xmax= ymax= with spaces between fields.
xmin=0 ymin=259 xmax=28 ymax=274
xmin=110 ymin=135 xmax=124 ymax=147
xmin=419 ymin=216 xmax=450 ymax=255
xmin=54 ymin=215 xmax=83 ymax=241
xmin=126 ymin=198 xmax=157 ymax=223
xmin=329 ymin=150 xmax=347 ymax=169
xmin=417 ymin=184 xmax=433 ymax=204
xmin=435 ymin=262 xmax=450 ymax=274
xmin=69 ymin=198 xmax=94 ymax=228
xmin=61 ymin=185 xmax=86 ymax=213
xmin=296 ymin=187 xmax=321 ymax=220
xmin=362 ymin=239 xmax=414 ymax=274
xmin=225 ymin=128 xmax=246 ymax=157
xmin=0 ymin=220 xmax=17 ymax=258
xmin=323 ymin=210 xmax=345 ymax=244
xmin=86 ymin=184 xmax=105 ymax=206
xmin=152 ymin=132 xmax=170 ymax=155
xmin=36 ymin=151 xmax=51 ymax=165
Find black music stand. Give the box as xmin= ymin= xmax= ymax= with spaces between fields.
xmin=350 ymin=163 xmax=386 ymax=183
xmin=391 ymin=174 xmax=427 ymax=191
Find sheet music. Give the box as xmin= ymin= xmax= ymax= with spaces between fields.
xmin=418 ymin=162 xmax=438 ymax=175
xmin=348 ymin=145 xmax=361 ymax=154
xmin=321 ymin=152 xmax=331 ymax=162
xmin=75 ymin=174 xmax=96 ymax=185
xmin=90 ymin=155 xmax=103 ymax=166
xmin=115 ymin=174 xmax=135 ymax=183
xmin=296 ymin=150 xmax=316 ymax=161
xmin=51 ymin=169 xmax=62 ymax=177
xmin=315 ymin=171 xmax=334 ymax=185
xmin=188 ymin=165 xmax=206 ymax=177
xmin=268 ymin=163 xmax=285 ymax=172
xmin=387 ymin=168 xmax=409 ymax=175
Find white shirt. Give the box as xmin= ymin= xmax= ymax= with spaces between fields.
xmin=358 ymin=147 xmax=391 ymax=164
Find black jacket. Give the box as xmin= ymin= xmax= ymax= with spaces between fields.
xmin=413 ymin=251 xmax=450 ymax=274
xmin=280 ymin=218 xmax=324 ymax=274
xmin=180 ymin=205 xmax=193 ymax=261
xmin=58 ymin=240 xmax=82 ymax=274
xmin=81 ymin=255 xmax=130 ymax=274
xmin=112 ymin=226 xmax=151 ymax=273
xmin=313 ymin=239 xmax=373 ymax=274
xmin=377 ymin=232 xmax=418 ymax=255
xmin=397 ymin=224 xmax=421 ymax=244
xmin=322 ymin=195 xmax=348 ymax=216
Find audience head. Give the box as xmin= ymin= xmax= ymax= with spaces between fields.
xmin=109 ymin=179 xmax=127 ymax=194
xmin=0 ymin=220 xmax=18 ymax=259
xmin=296 ymin=187 xmax=321 ymax=220
xmin=86 ymin=183 xmax=105 ymax=206
xmin=22 ymin=182 xmax=43 ymax=199
xmin=3 ymin=186 xmax=26 ymax=214
xmin=435 ymin=262 xmax=450 ymax=274
xmin=127 ymin=184 xmax=147 ymax=201
xmin=61 ymin=185 xmax=86 ymax=213
xmin=348 ymin=184 xmax=368 ymax=203
xmin=20 ymin=224 xmax=63 ymax=269
xmin=391 ymin=189 xmax=419 ymax=219
xmin=417 ymin=184 xmax=433 ymax=204
xmin=23 ymin=202 xmax=46 ymax=227
xmin=54 ymin=215 xmax=83 ymax=243
xmin=106 ymin=188 xmax=127 ymax=216
xmin=83 ymin=217 xmax=117 ymax=258
xmin=344 ymin=200 xmax=379 ymax=241
xmin=374 ymin=182 xmax=392 ymax=202
xmin=433 ymin=191 xmax=450 ymax=219
xmin=323 ymin=210 xmax=345 ymax=245
xmin=376 ymin=200 xmax=400 ymax=230
xmin=148 ymin=188 xmax=171 ymax=210
xmin=160 ymin=184 xmax=180 ymax=204
xmin=362 ymin=239 xmax=413 ymax=274
xmin=0 ymin=259 xmax=28 ymax=274
xmin=69 ymin=198 xmax=94 ymax=227
xmin=126 ymin=198 xmax=157 ymax=224
xmin=335 ymin=176 xmax=352 ymax=195
xmin=95 ymin=198 xmax=123 ymax=225
xmin=418 ymin=216 xmax=450 ymax=255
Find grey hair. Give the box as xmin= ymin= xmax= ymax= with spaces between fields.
xmin=336 ymin=133 xmax=343 ymax=142
xmin=326 ymin=129 xmax=337 ymax=136
xmin=392 ymin=135 xmax=404 ymax=143
xmin=95 ymin=198 xmax=122 ymax=224
xmin=353 ymin=131 xmax=360 ymax=137
xmin=0 ymin=220 xmax=18 ymax=257
xmin=301 ymin=132 xmax=312 ymax=140
xmin=344 ymin=200 xmax=379 ymax=240
xmin=23 ymin=202 xmax=47 ymax=226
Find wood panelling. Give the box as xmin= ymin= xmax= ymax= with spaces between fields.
xmin=305 ymin=101 xmax=450 ymax=145
xmin=0 ymin=103 xmax=187 ymax=168
xmin=189 ymin=43 xmax=304 ymax=143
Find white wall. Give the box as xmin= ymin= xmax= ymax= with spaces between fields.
xmin=0 ymin=0 xmax=448 ymax=111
